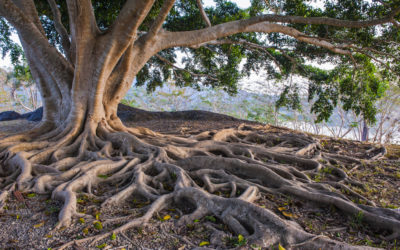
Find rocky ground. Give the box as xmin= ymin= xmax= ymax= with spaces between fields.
xmin=0 ymin=106 xmax=399 ymax=250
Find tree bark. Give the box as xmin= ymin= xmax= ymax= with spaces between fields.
xmin=361 ymin=119 xmax=369 ymax=142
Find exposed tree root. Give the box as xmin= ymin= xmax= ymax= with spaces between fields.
xmin=0 ymin=121 xmax=398 ymax=249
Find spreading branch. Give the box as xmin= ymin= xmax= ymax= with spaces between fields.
xmin=161 ymin=22 xmax=352 ymax=56
xmin=47 ymin=0 xmax=72 ymax=63
xmin=0 ymin=0 xmax=73 ymax=87
xmin=160 ymin=7 xmax=400 ymax=49
xmin=196 ymin=0 xmax=211 ymax=27
xmin=147 ymin=0 xmax=176 ymax=41
xmin=66 ymin=0 xmax=98 ymax=48
xmin=97 ymin=0 xmax=155 ymax=75
xmin=108 ymin=0 xmax=155 ymax=44
xmin=11 ymin=0 xmax=46 ymax=36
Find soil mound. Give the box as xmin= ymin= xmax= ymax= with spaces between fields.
xmin=117 ymin=104 xmax=240 ymax=122
xmin=0 ymin=104 xmax=242 ymax=123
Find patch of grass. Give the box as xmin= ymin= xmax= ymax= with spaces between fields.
xmin=320 ymin=167 xmax=333 ymax=174
xmin=96 ymin=243 xmax=107 ymax=249
xmin=45 ymin=206 xmax=60 ymax=215
xmin=226 ymin=234 xmax=247 ymax=247
xmin=205 ymin=215 xmax=217 ymax=222
xmin=313 ymin=174 xmax=322 ymax=182
xmin=351 ymin=211 xmax=364 ymax=229
xmin=170 ymin=172 xmax=177 ymax=180
xmin=382 ymin=203 xmax=398 ymax=209
xmin=26 ymin=193 xmax=36 ymax=198
xmin=93 ymin=221 xmax=103 ymax=230
xmin=82 ymin=228 xmax=89 ymax=235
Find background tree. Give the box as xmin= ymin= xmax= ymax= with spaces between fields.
xmin=0 ymin=67 xmax=11 ymax=111
xmin=0 ymin=0 xmax=400 ymax=248
xmin=5 ymin=59 xmax=40 ymax=111
xmin=372 ymin=82 xmax=400 ymax=143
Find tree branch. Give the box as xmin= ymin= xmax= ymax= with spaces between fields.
xmin=66 ymin=0 xmax=98 ymax=51
xmin=103 ymin=36 xmax=161 ymax=109
xmin=196 ymin=0 xmax=211 ymax=27
xmin=147 ymin=0 xmax=175 ymax=40
xmin=160 ymin=7 xmax=400 ymax=49
xmin=47 ymin=0 xmax=72 ymax=63
xmin=10 ymin=0 xmax=46 ymax=36
xmin=12 ymin=92 xmax=34 ymax=112
xmin=98 ymin=0 xmax=155 ymax=77
xmin=108 ymin=0 xmax=155 ymax=43
xmin=161 ymin=22 xmax=352 ymax=56
xmin=105 ymin=43 xmax=136 ymax=106
xmin=0 ymin=0 xmax=74 ymax=86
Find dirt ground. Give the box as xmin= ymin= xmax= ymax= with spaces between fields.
xmin=0 ymin=107 xmax=399 ymax=250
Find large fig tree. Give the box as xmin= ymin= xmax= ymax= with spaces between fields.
xmin=0 ymin=0 xmax=399 ymax=248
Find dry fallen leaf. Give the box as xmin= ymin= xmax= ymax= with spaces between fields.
xmin=281 ymin=211 xmax=297 ymax=218
xmin=13 ymin=190 xmax=24 ymax=202
xmin=34 ymin=221 xmax=45 ymax=228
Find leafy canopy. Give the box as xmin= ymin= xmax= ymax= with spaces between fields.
xmin=1 ymin=0 xmax=399 ymax=123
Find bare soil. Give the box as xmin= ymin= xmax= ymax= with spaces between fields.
xmin=0 ymin=107 xmax=399 ymax=250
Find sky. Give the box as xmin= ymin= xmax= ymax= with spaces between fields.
xmin=203 ymin=0 xmax=251 ymax=8
xmin=0 ymin=54 xmax=12 ymax=69
xmin=0 ymin=33 xmax=19 ymax=69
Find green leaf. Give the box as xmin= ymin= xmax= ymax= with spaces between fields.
xmin=205 ymin=216 xmax=216 ymax=222
xmin=93 ymin=221 xmax=103 ymax=230
xmin=96 ymin=243 xmax=107 ymax=249
xmin=27 ymin=193 xmax=36 ymax=198
xmin=110 ymin=232 xmax=116 ymax=240
xmin=199 ymin=241 xmax=210 ymax=246
xmin=238 ymin=234 xmax=245 ymax=243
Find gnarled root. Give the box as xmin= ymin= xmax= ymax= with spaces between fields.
xmin=0 ymin=122 xmax=398 ymax=249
